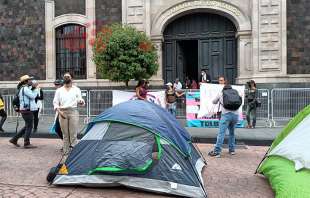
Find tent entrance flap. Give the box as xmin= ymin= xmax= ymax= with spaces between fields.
xmin=89 ymin=122 xmax=162 ymax=175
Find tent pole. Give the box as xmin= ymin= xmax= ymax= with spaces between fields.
xmin=254 ymin=147 xmax=270 ymax=174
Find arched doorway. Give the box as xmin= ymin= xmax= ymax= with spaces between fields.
xmin=163 ymin=12 xmax=237 ymax=84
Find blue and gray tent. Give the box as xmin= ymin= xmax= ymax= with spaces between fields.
xmin=52 ymin=100 xmax=207 ymax=198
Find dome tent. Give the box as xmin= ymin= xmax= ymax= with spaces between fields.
xmin=51 ymin=100 xmax=207 ymax=198
xmin=257 ymin=105 xmax=310 ymax=198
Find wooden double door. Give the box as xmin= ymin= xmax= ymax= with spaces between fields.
xmin=163 ymin=13 xmax=237 ymax=84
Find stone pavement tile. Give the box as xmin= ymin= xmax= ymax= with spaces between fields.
xmin=200 ymin=144 xmax=273 ymax=198
xmin=0 ymin=138 xmax=274 ymax=198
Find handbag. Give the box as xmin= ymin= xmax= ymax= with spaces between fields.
xmin=256 ymin=99 xmax=262 ymax=108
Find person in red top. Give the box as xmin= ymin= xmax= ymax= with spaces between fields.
xmin=135 ymin=80 xmax=147 ymax=100
xmin=191 ymin=80 xmax=198 ymax=89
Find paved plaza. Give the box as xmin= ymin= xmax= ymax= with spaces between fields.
xmin=0 ymin=138 xmax=274 ymax=198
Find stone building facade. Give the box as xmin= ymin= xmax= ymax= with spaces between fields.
xmin=0 ymin=0 xmax=309 ymax=88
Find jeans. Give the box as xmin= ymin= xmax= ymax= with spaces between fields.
xmin=246 ymin=105 xmax=257 ymax=127
xmin=167 ymin=102 xmax=177 ymax=116
xmin=214 ymin=112 xmax=239 ymax=154
xmin=12 ymin=111 xmax=34 ymax=145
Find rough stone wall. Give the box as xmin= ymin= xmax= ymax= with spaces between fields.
xmin=54 ymin=0 xmax=85 ymax=17
xmin=287 ymin=0 xmax=310 ymax=74
xmin=95 ymin=0 xmax=122 ymax=78
xmin=0 ymin=0 xmax=46 ymax=80
xmin=95 ymin=0 xmax=122 ymax=32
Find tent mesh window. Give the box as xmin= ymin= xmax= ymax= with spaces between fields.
xmin=89 ymin=122 xmax=160 ymax=174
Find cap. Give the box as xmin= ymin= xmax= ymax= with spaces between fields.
xmin=54 ymin=79 xmax=64 ymax=86
xmin=166 ymin=82 xmax=173 ymax=86
xmin=20 ymin=75 xmax=33 ymax=82
xmin=32 ymin=80 xmax=38 ymax=85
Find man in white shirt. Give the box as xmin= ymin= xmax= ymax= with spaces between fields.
xmin=173 ymin=78 xmax=182 ymax=91
xmin=53 ymin=73 xmax=85 ymax=155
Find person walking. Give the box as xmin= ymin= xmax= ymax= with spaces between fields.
xmin=53 ymin=73 xmax=85 ymax=155
xmin=31 ymin=80 xmax=44 ymax=133
xmin=0 ymin=93 xmax=7 ymax=132
xmin=208 ymin=83 xmax=242 ymax=158
xmin=135 ymin=80 xmax=147 ymax=100
xmin=165 ymin=82 xmax=184 ymax=116
xmin=9 ymin=75 xmax=39 ymax=148
xmin=245 ymin=80 xmax=258 ymax=128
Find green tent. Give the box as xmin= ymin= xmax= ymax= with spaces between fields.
xmin=257 ymin=105 xmax=310 ymax=198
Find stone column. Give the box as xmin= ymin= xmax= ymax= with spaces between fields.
xmin=151 ymin=37 xmax=164 ymax=83
xmin=45 ymin=0 xmax=55 ymax=81
xmin=252 ymin=0 xmax=287 ymax=78
xmin=86 ymin=0 xmax=96 ymax=80
xmin=236 ymin=31 xmax=252 ymax=83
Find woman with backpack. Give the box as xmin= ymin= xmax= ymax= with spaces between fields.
xmin=9 ymin=75 xmax=39 ymax=148
xmin=245 ymin=80 xmax=258 ymax=128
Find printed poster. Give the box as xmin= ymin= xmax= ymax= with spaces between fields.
xmin=186 ymin=83 xmax=245 ymax=128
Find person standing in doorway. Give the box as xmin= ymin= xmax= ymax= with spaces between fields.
xmin=31 ymin=80 xmax=44 ymax=133
xmin=53 ymin=73 xmax=85 ymax=155
xmin=208 ymin=83 xmax=241 ymax=158
xmin=0 ymin=93 xmax=7 ymax=132
xmin=165 ymin=82 xmax=184 ymax=116
xmin=9 ymin=75 xmax=39 ymax=148
xmin=245 ymin=80 xmax=258 ymax=128
xmin=200 ymin=70 xmax=211 ymax=83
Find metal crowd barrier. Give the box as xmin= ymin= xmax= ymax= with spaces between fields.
xmin=243 ymin=89 xmax=271 ymax=127
xmin=271 ymin=88 xmax=310 ymax=127
xmin=88 ymin=90 xmax=113 ymax=118
xmin=6 ymin=87 xmax=310 ymax=128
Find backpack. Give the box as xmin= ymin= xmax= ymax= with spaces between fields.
xmin=12 ymin=87 xmax=23 ymax=112
xmin=222 ymin=88 xmax=242 ymax=111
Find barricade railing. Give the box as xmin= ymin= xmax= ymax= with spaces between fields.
xmin=41 ymin=90 xmax=89 ymax=118
xmin=1 ymin=88 xmax=293 ymax=128
xmin=243 ymin=89 xmax=271 ymax=127
xmin=271 ymin=88 xmax=310 ymax=127
xmin=88 ymin=90 xmax=113 ymax=118
xmin=2 ymin=95 xmax=18 ymax=117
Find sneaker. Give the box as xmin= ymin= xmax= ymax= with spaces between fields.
xmin=0 ymin=128 xmax=4 ymax=133
xmin=33 ymin=128 xmax=37 ymax=133
xmin=9 ymin=139 xmax=20 ymax=147
xmin=208 ymin=150 xmax=221 ymax=158
xmin=24 ymin=144 xmax=37 ymax=149
xmin=229 ymin=151 xmax=236 ymax=155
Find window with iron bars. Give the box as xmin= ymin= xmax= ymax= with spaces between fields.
xmin=56 ymin=24 xmax=86 ymax=79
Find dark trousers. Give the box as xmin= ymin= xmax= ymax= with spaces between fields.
xmin=32 ymin=110 xmax=39 ymax=130
xmin=12 ymin=111 xmax=34 ymax=145
xmin=0 ymin=109 xmax=7 ymax=129
xmin=246 ymin=105 xmax=257 ymax=127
